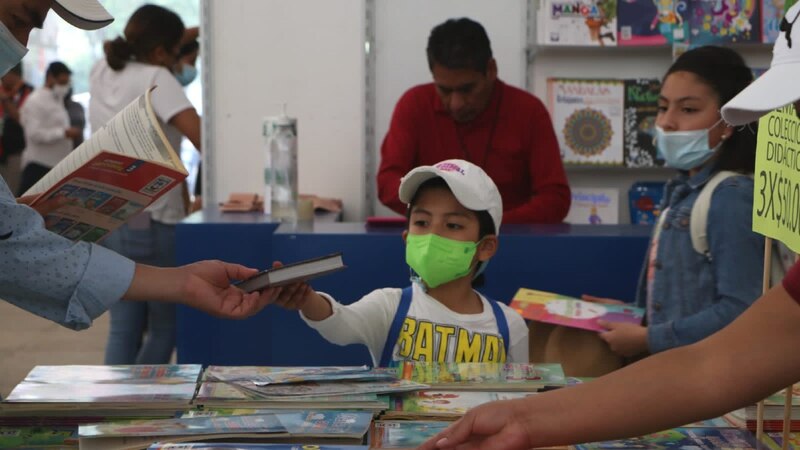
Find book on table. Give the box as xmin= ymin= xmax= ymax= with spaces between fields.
xmin=22 ymin=88 xmax=188 ymax=243
xmin=393 ymin=362 xmax=566 ymax=391
xmin=233 ymin=253 xmax=346 ymax=293
xmin=510 ymin=288 xmax=644 ymax=332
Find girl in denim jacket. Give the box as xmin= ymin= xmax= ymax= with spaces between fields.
xmin=583 ymin=46 xmax=764 ymax=358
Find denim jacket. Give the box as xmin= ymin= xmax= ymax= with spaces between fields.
xmin=635 ymin=165 xmax=764 ymax=353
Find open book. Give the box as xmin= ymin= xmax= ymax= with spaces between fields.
xmin=234 ymin=253 xmax=346 ymax=293
xmin=23 ymin=88 xmax=187 ymax=243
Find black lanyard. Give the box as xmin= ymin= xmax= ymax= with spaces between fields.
xmin=455 ymin=87 xmax=503 ymax=168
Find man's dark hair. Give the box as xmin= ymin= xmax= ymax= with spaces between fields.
xmin=46 ymin=61 xmax=72 ymax=79
xmin=179 ymin=39 xmax=200 ymax=58
xmin=426 ymin=18 xmax=493 ymax=73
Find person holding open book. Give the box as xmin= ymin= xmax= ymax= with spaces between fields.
xmin=0 ymin=1 xmax=276 ymax=334
xmin=88 ymin=4 xmax=204 ymax=365
xmin=579 ymin=46 xmax=764 ymax=359
xmin=270 ymin=159 xmax=529 ymax=366
xmin=418 ymin=5 xmax=800 ymax=449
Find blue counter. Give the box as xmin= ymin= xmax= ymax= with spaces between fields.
xmin=175 ymin=210 xmax=651 ymax=366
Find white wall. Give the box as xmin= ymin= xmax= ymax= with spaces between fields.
xmin=371 ymin=0 xmax=529 ymax=216
xmin=203 ymin=0 xmax=366 ymax=220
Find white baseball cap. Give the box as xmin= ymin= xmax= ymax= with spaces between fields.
xmin=722 ymin=2 xmax=800 ymax=125
xmin=399 ymin=159 xmax=503 ymax=234
xmin=52 ymin=0 xmax=114 ymax=31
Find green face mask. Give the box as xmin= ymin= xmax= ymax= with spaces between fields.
xmin=405 ymin=233 xmax=479 ymax=289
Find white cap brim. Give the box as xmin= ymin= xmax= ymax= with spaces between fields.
xmin=399 ymin=171 xmax=486 ymax=212
xmin=722 ymin=63 xmax=800 ymax=126
xmin=52 ymin=0 xmax=114 ymax=30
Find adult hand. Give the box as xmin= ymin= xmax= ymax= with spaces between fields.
xmin=581 ymin=294 xmax=625 ymax=305
xmin=418 ymin=399 xmax=534 ymax=450
xmin=17 ymin=194 xmax=73 ymax=217
xmin=597 ymin=321 xmax=649 ymax=357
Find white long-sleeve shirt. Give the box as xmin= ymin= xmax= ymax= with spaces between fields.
xmin=301 ymin=283 xmax=529 ymax=366
xmin=19 ymin=87 xmax=72 ymax=169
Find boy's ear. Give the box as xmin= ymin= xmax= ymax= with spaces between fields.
xmin=477 ymin=235 xmax=498 ymax=261
xmin=402 ymin=230 xmax=408 ymax=243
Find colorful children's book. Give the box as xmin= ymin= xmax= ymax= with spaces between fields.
xmin=539 ymin=0 xmax=619 ymax=46
xmin=764 ymin=432 xmax=800 ymax=450
xmin=574 ymin=427 xmax=766 ymax=449
xmin=0 ymin=426 xmax=79 ymax=448
xmin=762 ymin=0 xmax=786 ymax=43
xmin=618 ymin=0 xmax=689 ymax=45
xmin=4 ymin=382 xmax=198 ymax=405
xmin=510 ymin=288 xmax=645 ymax=332
xmin=369 ymin=420 xmax=450 ymax=449
xmin=148 ymin=445 xmax=369 ymax=450
xmin=194 ymin=382 xmax=388 ymax=411
xmin=624 ymin=79 xmax=663 ymax=168
xmin=548 ymin=79 xmax=624 ymax=166
xmin=22 ymin=365 xmax=202 ymax=385
xmin=687 ymin=0 xmax=761 ymax=45
xmin=79 ymin=411 xmax=372 ymax=450
xmin=23 ymin=89 xmax=188 ymax=243
xmin=384 ymin=390 xmax=535 ymax=420
xmin=204 ymin=365 xmax=393 ymax=386
xmin=565 ymin=188 xmax=620 ymax=225
xmin=229 ymin=379 xmax=427 ymax=400
xmin=394 ymin=362 xmax=565 ymax=391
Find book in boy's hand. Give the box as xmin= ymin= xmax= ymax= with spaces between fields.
xmin=234 ymin=253 xmax=346 ymax=293
xmin=23 ymin=88 xmax=187 ymax=244
xmin=510 ymin=288 xmax=644 ymax=332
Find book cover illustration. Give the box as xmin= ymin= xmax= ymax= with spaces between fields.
xmin=762 ymin=0 xmax=786 ymax=43
xmin=0 ymin=426 xmax=78 ymax=448
xmin=618 ymin=0 xmax=690 ymax=45
xmin=548 ymin=79 xmax=624 ymax=165
xmin=389 ymin=391 xmax=534 ymax=416
xmin=510 ymin=288 xmax=645 ymax=332
xmin=575 ymin=427 xmax=766 ymax=449
xmin=232 ymin=379 xmax=427 ymax=400
xmin=22 ymin=364 xmax=201 ymax=385
xmin=4 ymin=381 xmax=198 ymax=404
xmin=624 ymin=79 xmax=663 ymax=168
xmin=688 ymin=0 xmax=761 ymax=44
xmin=565 ymin=188 xmax=620 ymax=225
xmin=395 ymin=362 xmax=565 ymax=390
xmin=204 ymin=366 xmax=369 ymax=383
xmin=194 ymin=381 xmax=388 ymax=410
xmin=370 ymin=421 xmax=450 ymax=449
xmin=539 ymin=0 xmax=618 ymax=46
xmin=764 ymin=432 xmax=800 ymax=450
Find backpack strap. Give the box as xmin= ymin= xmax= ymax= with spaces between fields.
xmin=379 ymin=286 xmax=413 ymax=367
xmin=690 ymin=170 xmax=739 ymax=256
xmin=487 ymin=299 xmax=510 ymax=361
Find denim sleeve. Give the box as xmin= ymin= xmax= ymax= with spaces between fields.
xmin=0 ymin=181 xmax=135 ymax=330
xmin=648 ymin=178 xmax=764 ymax=353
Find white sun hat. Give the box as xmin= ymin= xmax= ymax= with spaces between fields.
xmin=52 ymin=0 xmax=114 ymax=30
xmin=399 ymin=159 xmax=503 ymax=234
xmin=722 ymin=2 xmax=800 ymax=125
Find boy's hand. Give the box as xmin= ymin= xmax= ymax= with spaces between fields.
xmin=597 ymin=321 xmax=649 ymax=357
xmin=267 ymin=261 xmax=313 ymax=310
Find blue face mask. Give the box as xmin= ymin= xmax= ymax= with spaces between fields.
xmin=655 ymin=119 xmax=725 ymax=171
xmin=175 ymin=64 xmax=198 ymax=87
xmin=0 ymin=20 xmax=28 ymax=77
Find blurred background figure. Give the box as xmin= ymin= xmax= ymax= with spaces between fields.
xmin=0 ymin=64 xmax=33 ymax=194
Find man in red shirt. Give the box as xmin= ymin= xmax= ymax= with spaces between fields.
xmin=377 ymin=18 xmax=570 ymax=224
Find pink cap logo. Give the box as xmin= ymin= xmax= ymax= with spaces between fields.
xmin=435 ymin=162 xmax=465 ymax=175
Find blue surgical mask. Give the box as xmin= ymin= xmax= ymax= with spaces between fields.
xmin=0 ymin=20 xmax=28 ymax=77
xmin=655 ymin=119 xmax=725 ymax=170
xmin=175 ymin=64 xmax=198 ymax=87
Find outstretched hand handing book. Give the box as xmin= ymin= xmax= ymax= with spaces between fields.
xmin=23 ymin=88 xmax=187 ymax=243
xmin=234 ymin=253 xmax=346 ymax=293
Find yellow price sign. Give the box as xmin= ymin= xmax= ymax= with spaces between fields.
xmin=753 ymin=105 xmax=800 ymax=253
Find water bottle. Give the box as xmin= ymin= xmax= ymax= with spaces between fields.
xmin=263 ymin=112 xmax=298 ymax=223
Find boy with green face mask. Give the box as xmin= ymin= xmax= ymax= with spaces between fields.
xmin=270 ymin=159 xmax=529 ymax=366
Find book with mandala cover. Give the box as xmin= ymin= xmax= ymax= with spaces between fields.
xmin=547 ymin=78 xmax=624 ymax=165
xmin=394 ymin=362 xmax=565 ymax=391
xmin=687 ymin=0 xmax=761 ymax=45
xmin=538 ymin=0 xmax=618 ymax=46
xmin=510 ymin=288 xmax=644 ymax=332
xmin=22 ymin=365 xmax=202 ymax=385
xmin=574 ymin=427 xmax=767 ymax=449
xmin=762 ymin=0 xmax=785 ymax=43
xmin=624 ymin=79 xmax=663 ymax=168
xmin=617 ymin=0 xmax=689 ymax=45
xmin=384 ymin=390 xmax=535 ymax=420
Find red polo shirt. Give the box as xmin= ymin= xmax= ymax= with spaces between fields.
xmin=377 ymin=79 xmax=570 ymax=224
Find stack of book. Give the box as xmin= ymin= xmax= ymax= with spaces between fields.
xmin=725 ymin=387 xmax=800 ymax=432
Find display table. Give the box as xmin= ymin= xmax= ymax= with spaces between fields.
xmin=175 ymin=210 xmax=651 ymax=366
